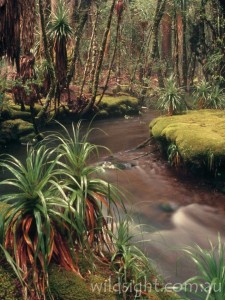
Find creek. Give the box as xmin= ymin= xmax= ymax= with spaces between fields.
xmin=1 ymin=110 xmax=225 ymax=290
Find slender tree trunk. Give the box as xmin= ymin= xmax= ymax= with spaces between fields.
xmin=116 ymin=26 xmax=121 ymax=85
xmin=177 ymin=13 xmax=183 ymax=85
xmin=44 ymin=0 xmax=51 ymax=17
xmin=181 ymin=0 xmax=188 ymax=89
xmin=188 ymin=52 xmax=197 ymax=89
xmin=69 ymin=0 xmax=79 ymax=25
xmin=161 ymin=13 xmax=172 ymax=60
xmin=96 ymin=14 xmax=121 ymax=106
xmin=81 ymin=0 xmax=117 ymax=115
xmin=80 ymin=5 xmax=99 ymax=97
xmin=130 ymin=24 xmax=152 ymax=85
xmin=36 ymin=0 xmax=56 ymax=122
xmin=148 ymin=0 xmax=166 ymax=87
xmin=150 ymin=0 xmax=166 ymax=61
xmin=51 ymin=0 xmax=57 ymax=14
xmin=67 ymin=0 xmax=91 ymax=87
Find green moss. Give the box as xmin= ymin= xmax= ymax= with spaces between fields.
xmin=0 ymin=119 xmax=34 ymax=142
xmin=87 ymin=274 xmax=116 ymax=300
xmin=97 ymin=109 xmax=109 ymax=118
xmin=158 ymin=291 xmax=180 ymax=299
xmin=98 ymin=95 xmax=139 ymax=117
xmin=49 ymin=265 xmax=117 ymax=300
xmin=0 ymin=265 xmax=22 ymax=300
xmin=49 ymin=265 xmax=91 ymax=300
xmin=10 ymin=110 xmax=31 ymax=121
xmin=99 ymin=95 xmax=138 ymax=107
xmin=150 ymin=110 xmax=225 ymax=163
xmin=19 ymin=132 xmax=36 ymax=144
xmin=0 ymin=203 xmax=180 ymax=300
xmin=1 ymin=119 xmax=33 ymax=134
xmin=0 ymin=202 xmax=9 ymax=215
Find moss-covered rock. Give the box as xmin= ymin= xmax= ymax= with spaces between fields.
xmin=150 ymin=110 xmax=225 ymax=166
xmin=87 ymin=274 xmax=116 ymax=300
xmin=98 ymin=95 xmax=139 ymax=117
xmin=49 ymin=265 xmax=92 ymax=300
xmin=10 ymin=110 xmax=32 ymax=121
xmin=19 ymin=132 xmax=36 ymax=144
xmin=0 ymin=119 xmax=35 ymax=144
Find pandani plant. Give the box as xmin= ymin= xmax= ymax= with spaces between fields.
xmin=179 ymin=234 xmax=225 ymax=300
xmin=193 ymin=79 xmax=211 ymax=109
xmin=48 ymin=0 xmax=72 ymax=89
xmin=0 ymin=145 xmax=81 ymax=299
xmin=157 ymin=75 xmax=184 ymax=116
xmin=45 ymin=121 xmax=126 ymax=257
xmin=207 ymin=85 xmax=225 ymax=109
xmin=110 ymin=217 xmax=158 ymax=298
xmin=0 ymin=121 xmax=126 ymax=299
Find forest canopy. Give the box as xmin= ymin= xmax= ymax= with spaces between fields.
xmin=0 ymin=0 xmax=224 ymax=119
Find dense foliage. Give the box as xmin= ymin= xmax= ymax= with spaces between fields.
xmin=0 ymin=0 xmax=224 ymax=122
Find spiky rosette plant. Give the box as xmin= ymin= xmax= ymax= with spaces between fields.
xmin=181 ymin=235 xmax=225 ymax=299
xmin=48 ymin=0 xmax=72 ymax=87
xmin=193 ymin=79 xmax=211 ymax=109
xmin=0 ymin=145 xmax=81 ymax=299
xmin=157 ymin=75 xmax=184 ymax=116
xmin=46 ymin=121 xmax=126 ymax=256
xmin=207 ymin=85 xmax=225 ymax=109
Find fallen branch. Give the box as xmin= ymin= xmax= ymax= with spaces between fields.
xmin=132 ymin=152 xmax=152 ymax=160
xmin=126 ymin=137 xmax=152 ymax=152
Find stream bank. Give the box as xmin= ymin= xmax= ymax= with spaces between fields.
xmin=1 ymin=111 xmax=225 ymax=299
xmin=0 ymin=94 xmax=139 ymax=147
xmin=149 ymin=110 xmax=225 ymax=180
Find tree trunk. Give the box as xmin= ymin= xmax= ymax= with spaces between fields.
xmin=161 ymin=13 xmax=172 ymax=62
xmin=80 ymin=4 xmax=99 ymax=97
xmin=67 ymin=0 xmax=91 ymax=87
xmin=177 ymin=13 xmax=183 ymax=85
xmin=44 ymin=0 xmax=51 ymax=18
xmin=36 ymin=0 xmax=56 ymax=123
xmin=181 ymin=0 xmax=188 ymax=89
xmin=0 ymin=0 xmax=20 ymax=72
xmin=20 ymin=0 xmax=35 ymax=55
xmin=173 ymin=9 xmax=181 ymax=85
xmin=148 ymin=0 xmax=166 ymax=87
xmin=96 ymin=13 xmax=121 ymax=106
xmin=81 ymin=0 xmax=117 ymax=115
xmin=69 ymin=0 xmax=79 ymax=25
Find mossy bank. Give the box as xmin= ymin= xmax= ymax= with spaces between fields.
xmin=97 ymin=94 xmax=139 ymax=118
xmin=150 ymin=110 xmax=225 ymax=174
xmin=0 ymin=94 xmax=139 ymax=147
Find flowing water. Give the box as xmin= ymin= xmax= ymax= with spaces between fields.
xmin=1 ymin=111 xmax=225 ymax=291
